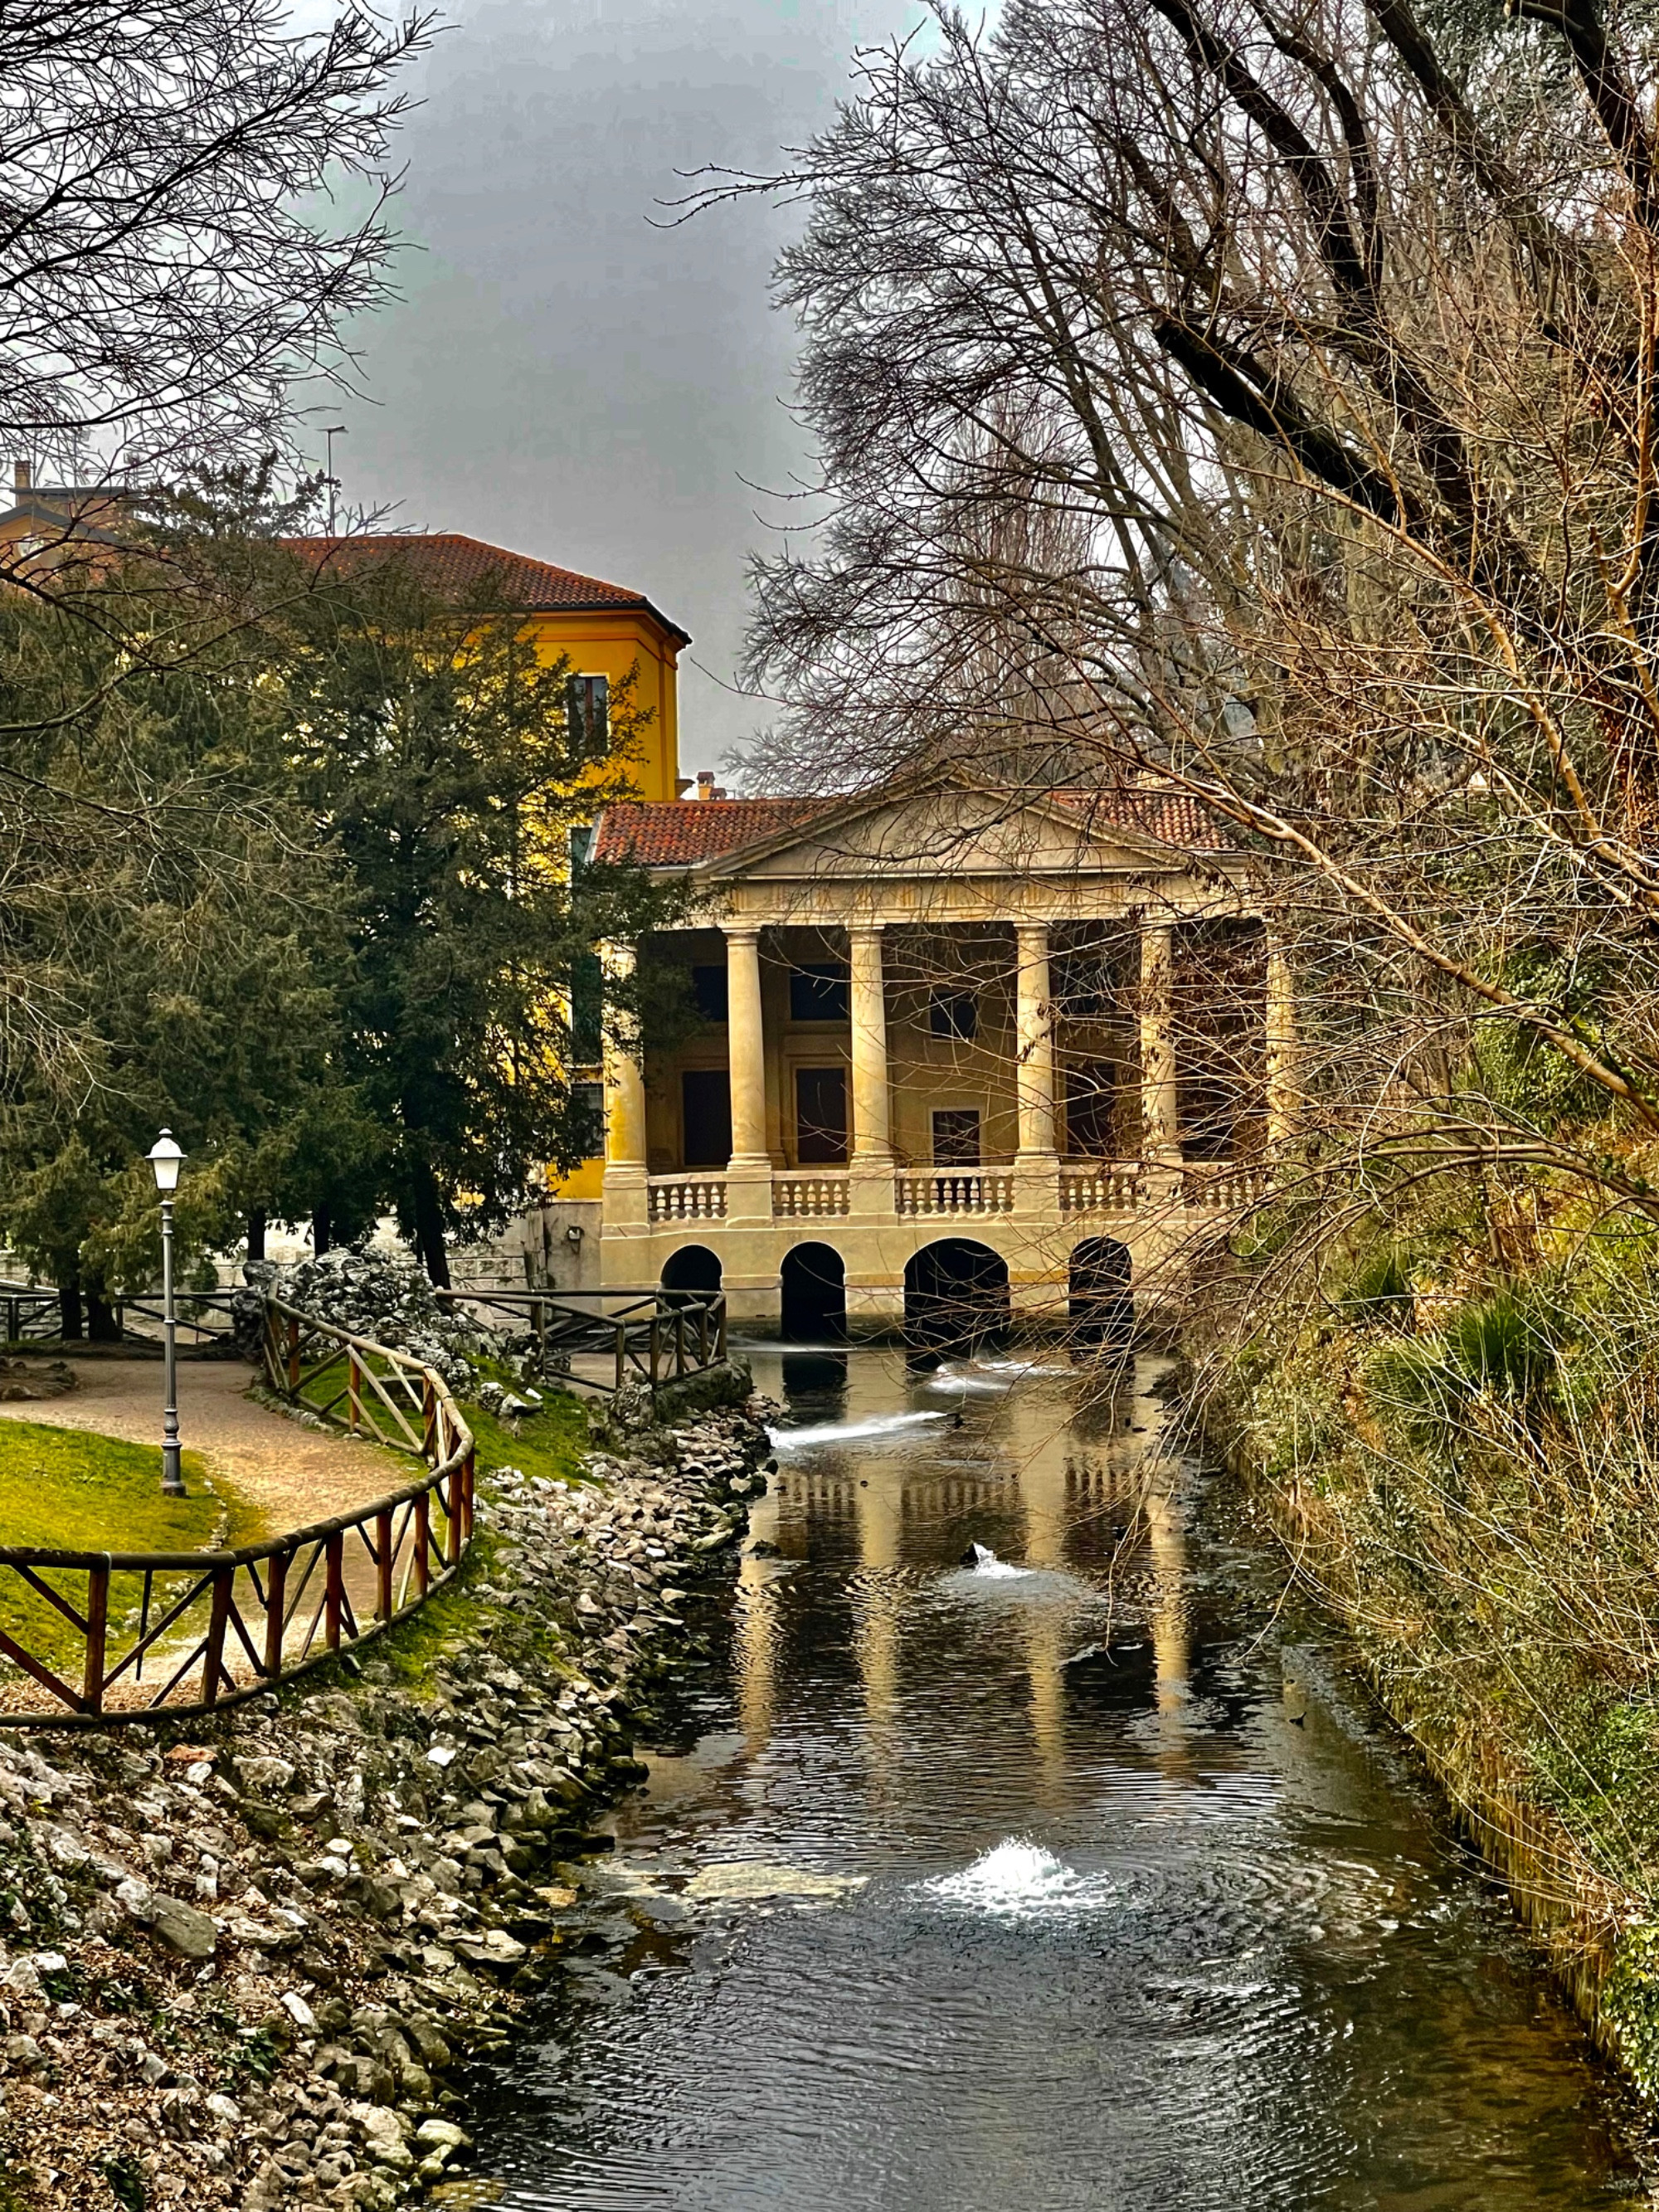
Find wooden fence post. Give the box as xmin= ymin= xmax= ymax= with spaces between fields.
xmin=286 ymin=1314 xmax=301 ymax=1392
xmin=348 ymin=1351 xmax=362 ymax=1436
xmin=375 ymin=1509 xmax=393 ymax=1621
xmin=445 ymin=1475 xmax=462 ymax=1566
xmin=202 ymin=1566 xmax=233 ymax=1705
xmin=324 ymin=1532 xmax=344 ymax=1649
xmin=264 ymin=1551 xmax=287 ymax=1678
xmin=414 ymin=1492 xmax=431 ymax=1596
xmin=422 ymin=1376 xmax=437 ymax=1462
xmin=461 ymin=1449 xmax=475 ymax=1543
xmin=82 ymin=1559 xmax=109 ymax=1715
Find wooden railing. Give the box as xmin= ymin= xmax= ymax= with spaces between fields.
xmin=0 ymin=1282 xmax=238 ymax=1347
xmin=0 ymin=1299 xmax=474 ymax=1728
xmin=440 ymin=1285 xmax=727 ymax=1396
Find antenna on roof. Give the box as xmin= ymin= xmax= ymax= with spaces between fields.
xmin=324 ymin=425 xmax=347 ymax=534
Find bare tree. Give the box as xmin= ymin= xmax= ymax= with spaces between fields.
xmin=688 ymin=0 xmax=1659 ymax=1236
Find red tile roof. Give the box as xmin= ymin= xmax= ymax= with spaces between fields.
xmin=593 ymin=798 xmax=839 ymax=866
xmin=592 ymin=783 xmax=1230 ymax=869
xmin=280 ymin=533 xmax=690 ymax=642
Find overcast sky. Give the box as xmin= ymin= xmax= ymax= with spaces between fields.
xmin=309 ymin=0 xmax=927 ymax=775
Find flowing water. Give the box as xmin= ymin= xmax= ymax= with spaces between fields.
xmin=465 ymin=1347 xmax=1652 ymax=2209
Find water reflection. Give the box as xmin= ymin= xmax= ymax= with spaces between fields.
xmin=467 ymin=1348 xmax=1649 ymax=2210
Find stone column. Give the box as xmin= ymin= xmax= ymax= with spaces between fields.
xmin=722 ymin=922 xmax=775 ymax=1238
xmin=1265 ymin=934 xmax=1297 ymax=1150
xmin=600 ymin=941 xmax=648 ymax=1240
xmin=723 ymin=924 xmax=769 ymax=1168
xmin=849 ymin=924 xmax=893 ymax=1165
xmin=1139 ymin=919 xmax=1181 ymax=1164
xmin=1014 ymin=920 xmax=1058 ymax=1160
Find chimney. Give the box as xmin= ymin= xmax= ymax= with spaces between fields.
xmin=695 ymin=770 xmax=717 ymax=801
xmin=12 ymin=460 xmax=30 ymax=493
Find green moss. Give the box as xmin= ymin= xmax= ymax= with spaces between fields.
xmin=464 ymin=1389 xmax=587 ymax=1487
xmin=0 ymin=1420 xmax=261 ymax=1678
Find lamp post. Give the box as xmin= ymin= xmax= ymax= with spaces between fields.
xmin=147 ymin=1130 xmax=187 ymax=1498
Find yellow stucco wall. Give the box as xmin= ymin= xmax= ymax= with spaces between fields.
xmin=523 ymin=606 xmax=681 ymax=801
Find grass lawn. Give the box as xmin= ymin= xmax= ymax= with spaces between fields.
xmin=0 ymin=1420 xmax=263 ymax=1686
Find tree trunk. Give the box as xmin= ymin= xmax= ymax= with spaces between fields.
xmin=58 ymin=1283 xmax=84 ymax=1341
xmin=313 ymin=1203 xmax=333 ymax=1258
xmin=86 ymin=1291 xmax=121 ymax=1342
xmin=247 ymin=1208 xmax=266 ymax=1264
xmin=412 ymin=1171 xmax=451 ymax=1289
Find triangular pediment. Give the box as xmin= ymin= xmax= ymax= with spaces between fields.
xmin=686 ymin=772 xmax=1228 ymax=886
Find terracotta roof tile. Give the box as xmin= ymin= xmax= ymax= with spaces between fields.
xmin=592 ymin=798 xmax=837 ymax=866
xmin=592 ymin=783 xmax=1231 ymax=870
xmin=280 ymin=533 xmax=690 ymax=642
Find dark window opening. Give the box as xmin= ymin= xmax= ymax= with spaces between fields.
xmin=928 ymin=990 xmax=977 ymax=1040
xmin=567 ymin=674 xmax=610 ymax=759
xmin=572 ymin=1080 xmax=604 ymax=1157
xmin=692 ymin=963 xmax=728 ymax=1023
xmin=682 ymin=1069 xmax=732 ymax=1167
xmin=790 ymin=962 xmax=849 ymax=1022
xmin=570 ymin=952 xmax=602 ymax=1062
xmin=932 ymin=1108 xmax=981 ymax=1167
xmin=795 ymin=1066 xmax=848 ymax=1164
xmin=1063 ymin=1062 xmax=1122 ymax=1157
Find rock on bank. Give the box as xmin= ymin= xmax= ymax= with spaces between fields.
xmin=0 ymin=1372 xmax=774 ymax=2211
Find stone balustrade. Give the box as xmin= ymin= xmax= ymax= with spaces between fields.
xmin=774 ymin=1173 xmax=850 ymax=1219
xmin=894 ymin=1171 xmax=1016 ymax=1217
xmin=1059 ymin=1163 xmax=1143 ymax=1214
xmin=647 ymin=1176 xmax=728 ymax=1223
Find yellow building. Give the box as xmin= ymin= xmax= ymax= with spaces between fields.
xmin=283 ymin=532 xmax=688 ymax=801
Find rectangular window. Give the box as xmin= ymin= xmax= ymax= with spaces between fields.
xmin=795 ymin=1066 xmax=848 ymax=1163
xmin=682 ymin=1070 xmax=732 ymax=1168
xmin=928 ymin=990 xmax=977 ymax=1040
xmin=790 ymin=962 xmax=849 ymax=1022
xmin=573 ymin=1079 xmax=604 ymax=1157
xmin=932 ymin=1108 xmax=981 ymax=1167
xmin=567 ymin=674 xmax=610 ymax=759
xmin=692 ymin=963 xmax=728 ymax=1023
xmin=570 ymin=952 xmax=602 ymax=1063
xmin=567 ymin=821 xmax=597 ymax=875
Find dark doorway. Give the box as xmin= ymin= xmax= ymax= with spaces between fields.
xmin=1063 ymin=1062 xmax=1121 ymax=1158
xmin=1069 ymin=1237 xmax=1133 ymax=1349
xmin=932 ymin=1108 xmax=981 ymax=1167
xmin=781 ymin=1243 xmax=846 ymax=1342
xmin=795 ymin=1066 xmax=848 ymax=1163
xmin=683 ymin=1069 xmax=732 ymax=1167
xmin=903 ymin=1239 xmax=1010 ymax=1348
xmin=661 ymin=1245 xmax=722 ymax=1294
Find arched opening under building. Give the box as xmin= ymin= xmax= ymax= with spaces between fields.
xmin=904 ymin=1239 xmax=1010 ymax=1349
xmin=781 ymin=1242 xmax=846 ymax=1342
xmin=1069 ymin=1237 xmax=1133 ymax=1349
xmin=660 ymin=1245 xmax=722 ymax=1303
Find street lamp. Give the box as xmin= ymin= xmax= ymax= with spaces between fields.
xmin=146 ymin=1130 xmax=187 ymax=1498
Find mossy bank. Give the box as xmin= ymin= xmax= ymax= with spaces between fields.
xmin=1197 ymin=1183 xmax=1659 ymax=2104
xmin=0 ymin=1362 xmax=773 ymax=2211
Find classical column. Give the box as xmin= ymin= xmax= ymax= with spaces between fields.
xmin=849 ymin=924 xmax=893 ymax=1164
xmin=600 ymin=943 xmax=646 ymax=1171
xmin=1014 ymin=920 xmax=1058 ymax=1160
xmin=1139 ymin=919 xmax=1181 ymax=1163
xmin=722 ymin=923 xmax=770 ymax=1169
xmin=599 ymin=941 xmax=648 ymax=1245
xmin=1265 ymin=934 xmax=1297 ymax=1150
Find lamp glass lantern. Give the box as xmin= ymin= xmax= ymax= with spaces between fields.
xmin=147 ymin=1129 xmax=187 ymax=1496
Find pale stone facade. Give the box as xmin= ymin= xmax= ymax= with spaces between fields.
xmin=589 ymin=775 xmax=1283 ymax=1338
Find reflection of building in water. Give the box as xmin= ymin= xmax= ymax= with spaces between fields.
xmin=734 ymin=1553 xmax=782 ymax=1756
xmin=1143 ymin=1469 xmax=1190 ymax=1778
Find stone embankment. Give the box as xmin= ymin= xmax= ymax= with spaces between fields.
xmin=0 ymin=1376 xmax=774 ymax=2211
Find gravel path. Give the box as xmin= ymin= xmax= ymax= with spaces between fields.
xmin=0 ymin=1357 xmax=404 ymax=1537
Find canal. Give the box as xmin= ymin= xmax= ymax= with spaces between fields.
xmin=466 ymin=1346 xmax=1649 ymax=2207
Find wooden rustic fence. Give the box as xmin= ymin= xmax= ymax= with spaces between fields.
xmin=439 ymin=1285 xmax=727 ymax=1394
xmin=0 ymin=1298 xmax=474 ymax=1727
